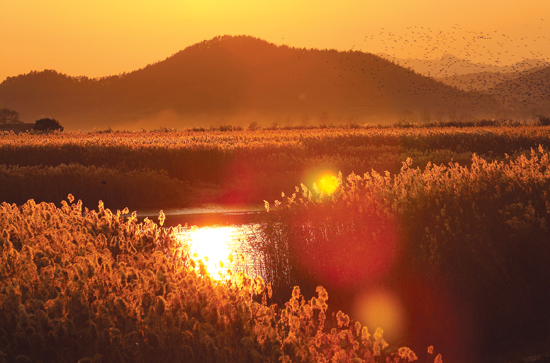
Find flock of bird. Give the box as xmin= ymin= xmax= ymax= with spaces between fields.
xmin=360 ymin=22 xmax=550 ymax=116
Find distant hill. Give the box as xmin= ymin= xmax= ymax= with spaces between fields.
xmin=376 ymin=53 xmax=550 ymax=117
xmin=435 ymin=71 xmax=525 ymax=92
xmin=483 ymin=66 xmax=550 ymax=111
xmin=378 ymin=53 xmax=549 ymax=78
xmin=0 ymin=35 xmax=502 ymax=130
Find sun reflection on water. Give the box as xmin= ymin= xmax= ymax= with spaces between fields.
xmin=175 ymin=225 xmax=261 ymax=280
xmin=176 ymin=226 xmax=237 ymax=279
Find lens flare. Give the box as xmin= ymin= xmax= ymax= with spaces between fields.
xmin=291 ymin=209 xmax=400 ymax=290
xmin=315 ymin=170 xmax=341 ymax=195
xmin=353 ymin=288 xmax=405 ymax=342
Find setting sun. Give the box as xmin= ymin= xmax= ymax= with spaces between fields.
xmin=315 ymin=170 xmax=341 ymax=196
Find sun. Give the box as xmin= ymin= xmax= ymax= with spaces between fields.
xmin=315 ymin=170 xmax=341 ymax=196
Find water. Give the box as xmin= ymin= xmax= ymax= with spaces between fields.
xmin=137 ymin=204 xmax=265 ymax=279
xmin=136 ymin=204 xmax=264 ymax=227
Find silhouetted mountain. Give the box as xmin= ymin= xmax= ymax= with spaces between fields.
xmin=0 ymin=35 xmax=502 ymax=130
xmin=436 ymin=71 xmax=524 ymax=92
xmin=376 ymin=53 xmax=550 ymax=116
xmin=483 ymin=66 xmax=550 ymax=111
xmin=378 ymin=53 xmax=549 ymax=78
xmin=435 ymin=64 xmax=549 ymax=94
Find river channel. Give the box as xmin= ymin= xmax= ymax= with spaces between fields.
xmin=137 ymin=204 xmax=266 ymax=279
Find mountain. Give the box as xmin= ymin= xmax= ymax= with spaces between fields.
xmin=434 ymin=63 xmax=549 ymax=93
xmin=378 ymin=53 xmax=549 ymax=78
xmin=0 ymin=35 xmax=502 ymax=130
xmin=484 ymin=66 xmax=550 ymax=111
xmin=435 ymin=71 xmax=526 ymax=92
xmin=376 ymin=53 xmax=550 ymax=116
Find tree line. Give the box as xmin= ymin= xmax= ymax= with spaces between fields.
xmin=0 ymin=108 xmax=63 ymax=131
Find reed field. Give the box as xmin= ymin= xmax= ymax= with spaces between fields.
xmin=2 ymin=121 xmax=550 ymax=209
xmin=253 ymin=148 xmax=550 ymax=361
xmin=1 ymin=197 xmax=424 ymax=363
xmin=2 ymin=121 xmax=550 ymax=362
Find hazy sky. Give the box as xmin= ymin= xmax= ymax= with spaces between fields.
xmin=2 ymin=0 xmax=550 ymax=81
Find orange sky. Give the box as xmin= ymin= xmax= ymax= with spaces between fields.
xmin=2 ymin=0 xmax=550 ymax=82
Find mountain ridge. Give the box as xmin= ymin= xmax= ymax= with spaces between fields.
xmin=377 ymin=53 xmax=549 ymax=78
xmin=0 ymin=35 xmax=502 ymax=130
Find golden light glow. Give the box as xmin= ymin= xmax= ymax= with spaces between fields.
xmin=186 ymin=226 xmax=237 ymax=279
xmin=3 ymin=0 xmax=550 ymax=82
xmin=353 ymin=288 xmax=405 ymax=341
xmin=315 ymin=170 xmax=341 ymax=196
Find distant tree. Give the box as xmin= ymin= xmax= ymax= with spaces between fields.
xmin=0 ymin=108 xmax=21 ymax=125
xmin=33 ymin=118 xmax=64 ymax=132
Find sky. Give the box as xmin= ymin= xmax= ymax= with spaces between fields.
xmin=2 ymin=0 xmax=550 ymax=82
